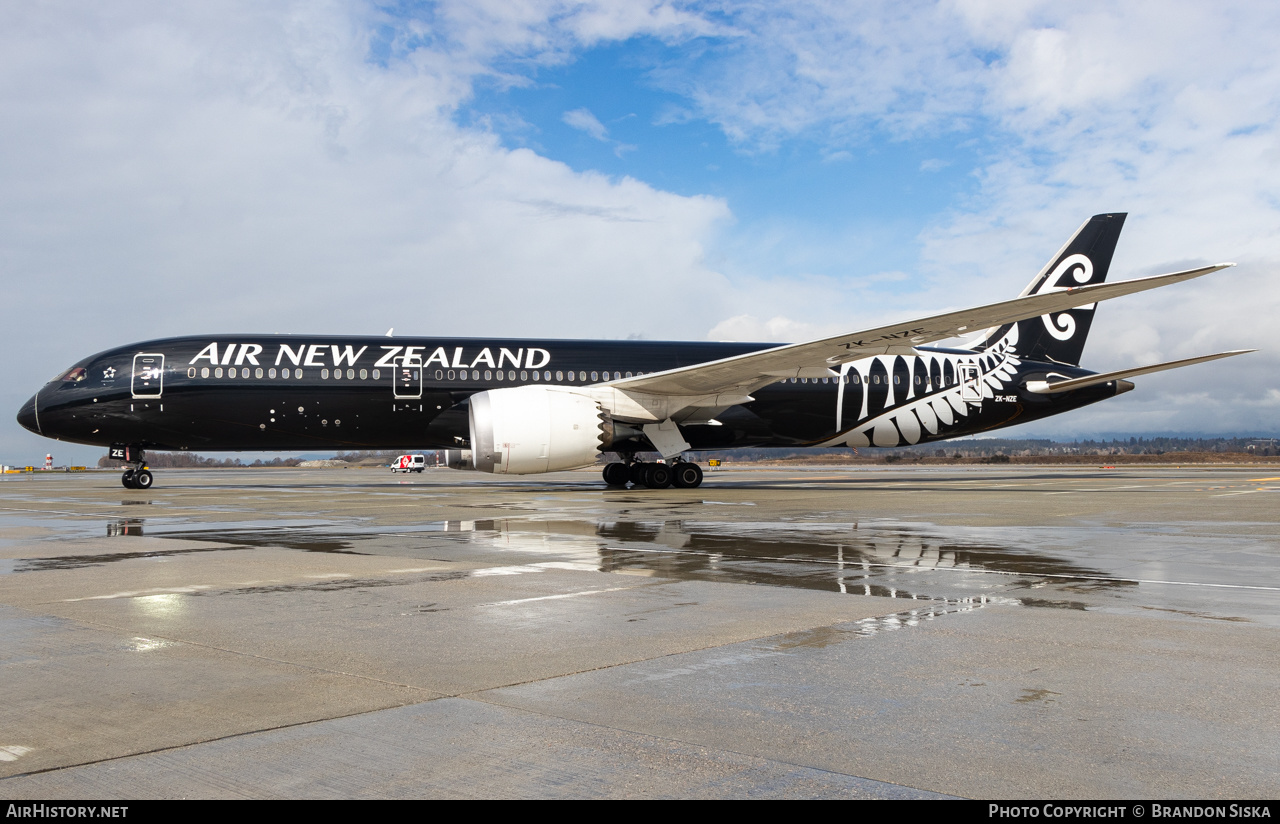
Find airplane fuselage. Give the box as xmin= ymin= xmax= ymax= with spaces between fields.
xmin=18 ymin=334 xmax=1126 ymax=456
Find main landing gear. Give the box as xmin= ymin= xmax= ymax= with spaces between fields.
xmin=602 ymin=459 xmax=703 ymax=489
xmin=114 ymin=444 xmax=153 ymax=490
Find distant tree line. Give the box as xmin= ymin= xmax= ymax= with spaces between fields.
xmin=98 ymin=453 xmax=304 ymax=468
xmin=331 ymin=450 xmax=418 ymax=463
xmin=98 ymin=436 xmax=1276 ymax=469
xmin=686 ymin=435 xmax=1280 ymax=462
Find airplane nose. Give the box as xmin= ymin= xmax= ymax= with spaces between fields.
xmin=16 ymin=394 xmax=40 ymax=435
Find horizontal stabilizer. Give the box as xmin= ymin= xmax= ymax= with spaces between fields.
xmin=1023 ymin=350 xmax=1256 ymax=394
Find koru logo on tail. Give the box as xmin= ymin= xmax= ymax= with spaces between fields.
xmin=1037 ymin=253 xmax=1094 ymax=341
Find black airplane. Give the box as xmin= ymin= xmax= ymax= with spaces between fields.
xmin=17 ymin=214 xmax=1252 ymax=490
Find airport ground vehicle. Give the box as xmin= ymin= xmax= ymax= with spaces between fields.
xmin=18 ymin=214 xmax=1251 ymax=490
xmin=392 ymin=454 xmax=426 ymax=473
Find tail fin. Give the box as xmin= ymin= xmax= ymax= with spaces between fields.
xmin=976 ymin=212 xmax=1126 ymax=366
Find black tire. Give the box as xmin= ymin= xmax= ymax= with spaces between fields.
xmin=629 ymin=462 xmax=649 ymax=487
xmin=672 ymin=462 xmax=703 ymax=489
xmin=121 ymin=469 xmax=136 ymax=489
xmin=133 ymin=469 xmax=153 ymax=489
xmin=602 ymin=463 xmax=629 ymax=486
xmin=648 ymin=464 xmax=673 ymax=489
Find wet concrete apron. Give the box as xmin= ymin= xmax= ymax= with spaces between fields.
xmin=0 ymin=465 xmax=1277 ymax=798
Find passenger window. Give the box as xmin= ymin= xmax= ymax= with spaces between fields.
xmin=509 ymin=370 xmax=515 ymax=380
xmin=269 ymin=368 xmax=277 ymax=378
xmin=894 ymin=375 xmax=900 ymax=385
xmin=591 ymin=371 xmax=599 ymax=381
xmin=521 ymin=371 xmax=528 ymax=381
xmin=544 ymin=371 xmax=551 ymax=381
xmin=322 ymin=369 xmax=330 ymax=379
xmin=854 ymin=374 xmax=861 ymax=384
xmin=471 ymin=370 xmax=479 ymax=380
xmin=255 ymin=368 xmax=263 ymax=379
xmin=187 ymin=367 xmax=196 ymax=378
xmin=295 ymin=369 xmax=303 ymax=379
xmin=201 ymin=367 xmax=210 ymax=379
xmin=555 ymin=370 xmax=563 ymax=381
xmin=447 ymin=370 xmax=455 ymax=380
xmin=485 ymin=370 xmax=493 ymax=380
xmin=347 ymin=369 xmax=355 ymax=380
xmin=532 ymin=371 xmax=540 ymax=381
xmin=625 ymin=371 xmax=632 ymax=378
xmin=215 ymin=367 xmax=223 ymax=378
xmin=579 ymin=371 xmax=586 ymax=381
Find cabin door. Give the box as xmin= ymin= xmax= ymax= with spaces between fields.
xmin=131 ymin=353 xmax=164 ymax=399
xmin=393 ymin=354 xmax=422 ymax=399
xmin=959 ymin=364 xmax=982 ymax=402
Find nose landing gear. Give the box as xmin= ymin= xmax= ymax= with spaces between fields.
xmin=113 ymin=444 xmax=153 ymax=489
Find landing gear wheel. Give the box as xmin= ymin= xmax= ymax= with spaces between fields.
xmin=133 ymin=469 xmax=153 ymax=490
xmin=602 ymin=463 xmax=629 ymax=486
xmin=647 ymin=464 xmax=673 ymax=489
xmin=121 ymin=469 xmax=136 ymax=489
xmin=672 ymin=462 xmax=703 ymax=489
xmin=629 ymin=462 xmax=649 ymax=487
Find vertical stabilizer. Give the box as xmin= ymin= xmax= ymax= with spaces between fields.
xmin=976 ymin=213 xmax=1127 ymax=366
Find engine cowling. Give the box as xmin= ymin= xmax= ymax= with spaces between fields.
xmin=468 ymin=386 xmax=614 ymax=474
xmin=441 ymin=449 xmax=473 ymax=470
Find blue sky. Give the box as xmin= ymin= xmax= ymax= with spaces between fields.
xmin=2 ymin=1 xmax=1278 ymax=464
xmin=459 ymin=38 xmax=994 ymax=290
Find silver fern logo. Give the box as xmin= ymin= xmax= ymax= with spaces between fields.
xmin=827 ymin=332 xmax=1022 ymax=449
xmin=1037 ymin=253 xmax=1094 ymax=340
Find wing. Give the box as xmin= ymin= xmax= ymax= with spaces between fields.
xmin=605 ymin=263 xmax=1234 ymax=400
xmin=1024 ymin=350 xmax=1255 ymax=394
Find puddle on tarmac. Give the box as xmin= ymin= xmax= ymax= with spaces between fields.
xmin=15 ymin=541 xmax=254 ymax=572
xmin=57 ymin=514 xmax=1138 ymax=613
xmin=759 ymin=596 xmax=1009 ymax=650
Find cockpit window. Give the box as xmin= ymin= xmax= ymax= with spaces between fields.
xmin=59 ymin=367 xmax=87 ymax=383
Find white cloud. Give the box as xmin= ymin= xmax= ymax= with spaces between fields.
xmin=562 ymin=107 xmax=609 ymax=141
xmin=5 ymin=0 xmax=1279 ymax=463
xmin=0 ymin=0 xmax=733 ymax=461
xmin=652 ymin=0 xmax=1280 ymax=434
xmin=707 ymin=314 xmax=844 ymax=343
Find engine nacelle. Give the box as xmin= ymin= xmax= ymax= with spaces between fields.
xmin=468 ymin=386 xmax=613 ymax=475
xmin=441 ymin=449 xmax=473 ymax=470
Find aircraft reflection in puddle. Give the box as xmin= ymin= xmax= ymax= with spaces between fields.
xmin=443 ymin=518 xmax=1132 ymax=608
xmin=88 ymin=515 xmax=1130 ymax=609
xmin=106 ymin=518 xmax=145 ymax=537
